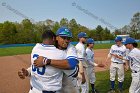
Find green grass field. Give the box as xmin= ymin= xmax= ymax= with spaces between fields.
xmin=0 ymin=46 xmax=33 ymax=56
xmin=0 ymin=43 xmax=133 ymax=93
xmin=93 ymin=70 xmax=131 ymax=93
xmin=1 ymin=42 xmax=140 ymax=56
xmin=0 ymin=43 xmax=113 ymax=56
xmin=94 ymin=43 xmax=113 ymax=49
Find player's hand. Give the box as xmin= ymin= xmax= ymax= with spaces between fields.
xmin=98 ymin=63 xmax=105 ymax=68
xmin=34 ymin=56 xmax=44 ymax=67
xmin=111 ymin=54 xmax=118 ymax=58
xmin=124 ymin=65 xmax=129 ymax=71
xmin=18 ymin=68 xmax=29 ymax=79
xmin=81 ymin=72 xmax=86 ymax=84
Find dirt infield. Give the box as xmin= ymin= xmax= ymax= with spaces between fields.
xmin=0 ymin=49 xmax=109 ymax=93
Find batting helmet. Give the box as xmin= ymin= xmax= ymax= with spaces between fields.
xmin=77 ymin=32 xmax=88 ymax=38
xmin=56 ymin=27 xmax=72 ymax=37
xmin=87 ymin=38 xmax=94 ymax=44
xmin=115 ymin=36 xmax=122 ymax=42
xmin=124 ymin=37 xmax=136 ymax=45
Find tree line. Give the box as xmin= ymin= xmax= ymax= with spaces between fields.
xmin=0 ymin=12 xmax=139 ymax=44
xmin=0 ymin=18 xmax=115 ymax=44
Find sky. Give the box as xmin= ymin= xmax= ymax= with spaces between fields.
xmin=0 ymin=0 xmax=140 ymax=31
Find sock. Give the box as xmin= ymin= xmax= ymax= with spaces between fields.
xmin=111 ymin=81 xmax=115 ymax=90
xmin=118 ymin=82 xmax=123 ymax=90
xmin=91 ymin=83 xmax=95 ymax=92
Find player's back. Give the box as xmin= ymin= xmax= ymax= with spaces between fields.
xmin=75 ymin=42 xmax=86 ymax=60
xmin=127 ymin=48 xmax=140 ymax=72
xmin=30 ymin=43 xmax=66 ymax=91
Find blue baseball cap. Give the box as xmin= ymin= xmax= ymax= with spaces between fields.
xmin=78 ymin=32 xmax=88 ymax=38
xmin=87 ymin=38 xmax=94 ymax=44
xmin=115 ymin=36 xmax=122 ymax=42
xmin=56 ymin=27 xmax=72 ymax=37
xmin=124 ymin=37 xmax=136 ymax=45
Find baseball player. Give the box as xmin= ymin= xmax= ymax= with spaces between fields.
xmin=116 ymin=37 xmax=140 ymax=93
xmin=106 ymin=36 xmax=127 ymax=93
xmin=86 ymin=38 xmax=105 ymax=93
xmin=18 ymin=28 xmax=79 ymax=93
xmin=75 ymin=32 xmax=88 ymax=93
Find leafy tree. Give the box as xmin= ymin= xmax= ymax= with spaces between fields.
xmin=130 ymin=12 xmax=140 ymax=39
xmin=60 ymin=18 xmax=69 ymax=27
xmin=17 ymin=19 xmax=34 ymax=43
xmin=52 ymin=22 xmax=60 ymax=33
xmin=95 ymin=25 xmax=103 ymax=40
xmin=1 ymin=21 xmax=17 ymax=44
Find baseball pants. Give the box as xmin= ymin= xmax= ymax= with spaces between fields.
xmin=110 ymin=62 xmax=124 ymax=82
xmin=129 ymin=71 xmax=140 ymax=93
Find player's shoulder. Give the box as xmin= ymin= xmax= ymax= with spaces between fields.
xmin=86 ymin=48 xmax=91 ymax=52
xmin=32 ymin=43 xmax=40 ymax=51
xmin=66 ymin=44 xmax=76 ymax=52
xmin=111 ymin=44 xmax=116 ymax=48
xmin=32 ymin=43 xmax=56 ymax=52
xmin=75 ymin=42 xmax=84 ymax=49
xmin=122 ymin=45 xmax=126 ymax=48
xmin=133 ymin=48 xmax=140 ymax=53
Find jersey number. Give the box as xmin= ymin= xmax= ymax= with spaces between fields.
xmin=32 ymin=54 xmax=46 ymax=75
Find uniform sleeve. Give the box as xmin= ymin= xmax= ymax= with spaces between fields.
xmin=63 ymin=65 xmax=79 ymax=77
xmin=27 ymin=66 xmax=31 ymax=77
xmin=66 ymin=45 xmax=79 ymax=69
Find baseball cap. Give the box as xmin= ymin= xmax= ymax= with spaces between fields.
xmin=124 ymin=37 xmax=136 ymax=45
xmin=87 ymin=38 xmax=94 ymax=44
xmin=78 ymin=32 xmax=88 ymax=38
xmin=56 ymin=27 xmax=72 ymax=37
xmin=115 ymin=36 xmax=122 ymax=42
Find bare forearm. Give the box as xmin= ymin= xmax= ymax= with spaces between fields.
xmin=50 ymin=59 xmax=70 ymax=70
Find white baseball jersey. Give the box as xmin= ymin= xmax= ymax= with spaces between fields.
xmin=126 ymin=48 xmax=140 ymax=93
xmin=109 ymin=44 xmax=126 ymax=63
xmin=30 ymin=43 xmax=78 ymax=91
xmin=63 ymin=44 xmax=78 ymax=77
xmin=86 ymin=48 xmax=94 ymax=67
xmin=75 ymin=42 xmax=87 ymax=67
xmin=31 ymin=43 xmax=65 ymax=91
xmin=76 ymin=42 xmax=89 ymax=93
xmin=86 ymin=47 xmax=96 ymax=84
xmin=109 ymin=44 xmax=127 ymax=82
xmin=126 ymin=48 xmax=140 ymax=72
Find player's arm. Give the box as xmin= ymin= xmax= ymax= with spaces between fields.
xmin=105 ymin=53 xmax=112 ymax=62
xmin=34 ymin=46 xmax=79 ymax=70
xmin=86 ymin=54 xmax=104 ymax=67
xmin=34 ymin=56 xmax=78 ymax=70
xmin=63 ymin=65 xmax=79 ymax=78
xmin=124 ymin=60 xmax=129 ymax=71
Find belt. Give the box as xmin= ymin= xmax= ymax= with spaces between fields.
xmin=113 ymin=62 xmax=124 ymax=64
xmin=31 ymin=86 xmax=56 ymax=93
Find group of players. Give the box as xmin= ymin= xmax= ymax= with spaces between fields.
xmin=106 ymin=36 xmax=140 ymax=93
xmin=18 ymin=26 xmax=140 ymax=93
